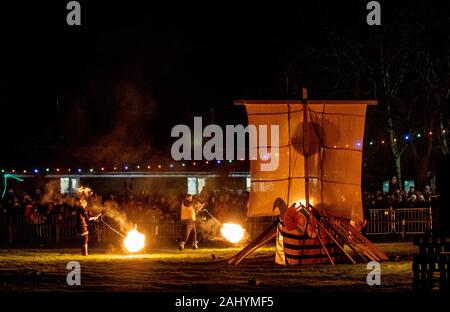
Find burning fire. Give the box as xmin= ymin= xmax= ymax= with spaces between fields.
xmin=123 ymin=228 xmax=145 ymax=253
xmin=76 ymin=186 xmax=93 ymax=198
xmin=220 ymin=223 xmax=245 ymax=244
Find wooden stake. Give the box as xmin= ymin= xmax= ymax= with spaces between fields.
xmin=230 ymin=230 xmax=277 ymax=265
xmin=311 ymin=227 xmax=335 ymax=265
xmin=311 ymin=215 xmax=356 ymax=264
xmin=228 ymin=221 xmax=277 ymax=264
xmin=338 ymin=218 xmax=388 ymax=261
xmin=326 ymin=219 xmax=369 ymax=261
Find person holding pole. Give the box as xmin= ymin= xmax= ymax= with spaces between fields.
xmin=75 ymin=197 xmax=101 ymax=256
xmin=179 ymin=194 xmax=203 ymax=250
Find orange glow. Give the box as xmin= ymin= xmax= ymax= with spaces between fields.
xmin=220 ymin=223 xmax=245 ymax=243
xmin=124 ymin=228 xmax=145 ymax=253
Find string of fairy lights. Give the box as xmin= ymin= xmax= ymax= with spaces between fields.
xmin=368 ymin=129 xmax=447 ymax=146
xmin=0 ymin=159 xmax=241 ymax=174
xmin=1 ymin=129 xmax=447 ymax=174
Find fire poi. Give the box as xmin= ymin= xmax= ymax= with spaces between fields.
xmin=200 ymin=207 xmax=245 ymax=244
xmin=123 ymin=227 xmax=146 ymax=253
xmin=76 ymin=186 xmax=146 ymax=253
xmin=100 ymin=218 xmax=146 ymax=253
xmin=220 ymin=223 xmax=245 ymax=244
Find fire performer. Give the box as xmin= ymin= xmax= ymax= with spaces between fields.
xmin=76 ymin=197 xmax=101 ymax=256
xmin=179 ymin=194 xmax=203 ymax=250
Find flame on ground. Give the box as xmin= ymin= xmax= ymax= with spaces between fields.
xmin=220 ymin=223 xmax=245 ymax=244
xmin=123 ymin=228 xmax=145 ymax=253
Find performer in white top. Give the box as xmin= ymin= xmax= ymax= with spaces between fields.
xmin=179 ymin=194 xmax=204 ymax=250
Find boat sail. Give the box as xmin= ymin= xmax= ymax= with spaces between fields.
xmin=229 ymin=89 xmax=385 ymax=265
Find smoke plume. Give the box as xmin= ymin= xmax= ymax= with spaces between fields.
xmin=92 ymin=199 xmax=133 ymax=233
xmin=40 ymin=180 xmax=60 ymax=206
xmin=198 ymin=218 xmax=222 ymax=241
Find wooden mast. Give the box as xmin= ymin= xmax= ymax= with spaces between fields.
xmin=302 ymin=87 xmax=310 ymax=208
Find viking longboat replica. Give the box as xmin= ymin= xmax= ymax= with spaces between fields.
xmin=229 ymin=89 xmax=388 ymax=266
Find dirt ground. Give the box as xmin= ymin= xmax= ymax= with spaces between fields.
xmin=0 ymin=242 xmax=416 ymax=292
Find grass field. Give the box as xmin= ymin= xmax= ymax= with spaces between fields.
xmin=0 ymin=242 xmax=417 ymax=292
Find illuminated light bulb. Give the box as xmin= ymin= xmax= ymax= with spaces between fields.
xmin=404 ymin=135 xmax=409 ymax=140
xmin=345 ymin=144 xmax=349 ymax=148
xmin=78 ymin=169 xmax=82 ymax=173
xmin=23 ymin=170 xmax=27 ymax=173
xmin=393 ymin=138 xmax=397 ymax=142
xmin=46 ymin=168 xmax=50 ymax=172
xmin=89 ymin=168 xmax=93 ymax=172
xmin=56 ymin=168 xmax=60 ymax=172
xmin=124 ymin=166 xmax=129 ymax=170
xmin=136 ymin=165 xmax=140 ymax=169
xmin=193 ymin=162 xmax=196 ymax=166
xmin=170 ymin=164 xmax=174 ymax=168
xmin=12 ymin=170 xmax=15 ymax=173
xmin=356 ymin=142 xmax=361 ymax=147
xmin=158 ymin=165 xmax=162 ymax=169
xmin=228 ymin=160 xmax=232 ymax=163
xmin=182 ymin=163 xmax=185 ymax=167
xmin=101 ymin=167 xmax=105 ymax=171
xmin=147 ymin=165 xmax=151 ymax=169
xmin=443 ymin=130 xmax=447 ymax=134
xmin=369 ymin=141 xmax=374 ymax=145
xmin=33 ymin=169 xmax=39 ymax=174
xmin=381 ymin=140 xmax=385 ymax=144
xmin=205 ymin=161 xmax=209 ymax=164
xmin=217 ymin=160 xmax=221 ymax=164
xmin=428 ymin=131 xmax=433 ymax=136
xmin=1 ymin=169 xmax=4 ymax=173
xmin=333 ymin=145 xmax=337 ymax=148
xmin=67 ymin=169 xmax=71 ymax=172
xmin=113 ymin=167 xmax=117 ymax=170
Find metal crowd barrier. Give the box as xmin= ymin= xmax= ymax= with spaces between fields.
xmin=0 ymin=207 xmax=432 ymax=244
xmin=365 ymin=207 xmax=432 ymax=235
xmin=366 ymin=209 xmax=394 ymax=235
xmin=0 ymin=215 xmax=185 ymax=243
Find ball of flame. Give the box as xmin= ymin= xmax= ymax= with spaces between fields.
xmin=76 ymin=186 xmax=93 ymax=198
xmin=220 ymin=223 xmax=245 ymax=243
xmin=123 ymin=229 xmax=145 ymax=253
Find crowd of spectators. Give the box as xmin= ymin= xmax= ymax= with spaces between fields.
xmin=0 ymin=187 xmax=249 ymax=225
xmin=0 ymin=176 xmax=435 ymax=226
xmin=363 ymin=176 xmax=436 ymax=211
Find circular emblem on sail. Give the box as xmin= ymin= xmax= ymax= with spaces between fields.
xmin=291 ymin=119 xmax=339 ymax=156
xmin=291 ymin=122 xmax=325 ymax=156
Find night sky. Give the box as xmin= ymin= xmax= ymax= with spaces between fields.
xmin=0 ymin=0 xmax=448 ymax=170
